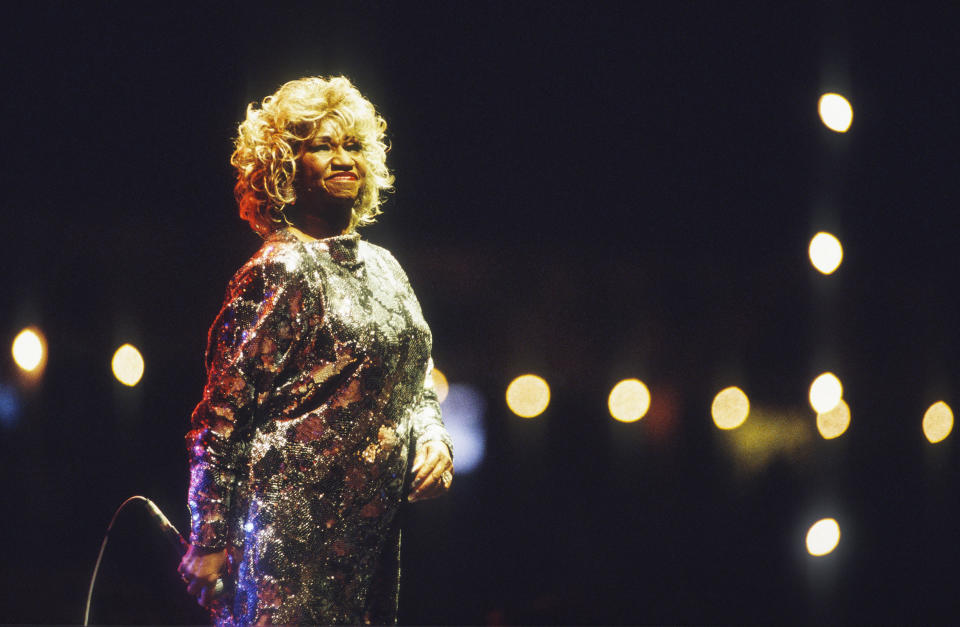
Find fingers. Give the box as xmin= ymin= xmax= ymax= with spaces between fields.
xmin=411 ymin=441 xmax=449 ymax=486
xmin=179 ymin=551 xmax=224 ymax=607
xmin=186 ymin=576 xmax=207 ymax=598
xmin=198 ymin=584 xmax=215 ymax=609
xmin=409 ymin=442 xmax=453 ymax=502
xmin=411 ymin=471 xmax=448 ymax=501
xmin=409 ymin=445 xmax=429 ymax=478
xmin=184 ymin=574 xmax=220 ymax=606
xmin=409 ymin=446 xmax=433 ymax=487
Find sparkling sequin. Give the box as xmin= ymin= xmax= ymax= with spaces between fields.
xmin=186 ymin=229 xmax=452 ymax=625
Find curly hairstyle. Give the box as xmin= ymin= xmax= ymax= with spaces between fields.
xmin=230 ymin=76 xmax=394 ymax=236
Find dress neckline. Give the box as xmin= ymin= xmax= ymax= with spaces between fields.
xmin=270 ymin=228 xmax=362 ymax=269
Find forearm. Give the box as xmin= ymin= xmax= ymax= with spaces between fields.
xmin=186 ymin=423 xmax=238 ymax=549
xmin=185 ymin=259 xmax=299 ymax=547
xmin=410 ymin=382 xmax=453 ymax=460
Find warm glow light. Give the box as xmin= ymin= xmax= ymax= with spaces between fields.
xmin=608 ymin=379 xmax=651 ymax=423
xmin=506 ymin=374 xmax=550 ymax=418
xmin=809 ymin=372 xmax=843 ymax=414
xmin=112 ymin=344 xmax=145 ymax=387
xmin=817 ymin=399 xmax=851 ymax=439
xmin=431 ymin=368 xmax=449 ymax=404
xmin=806 ymin=518 xmax=841 ymax=556
xmin=12 ymin=327 xmax=46 ymax=373
xmin=711 ymin=386 xmax=750 ymax=430
xmin=722 ymin=407 xmax=812 ymax=475
xmin=923 ymin=401 xmax=954 ymax=444
xmin=809 ymin=232 xmax=843 ymax=275
xmin=818 ymin=93 xmax=853 ymax=132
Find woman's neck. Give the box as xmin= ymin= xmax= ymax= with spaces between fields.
xmin=285 ymin=200 xmax=353 ymax=240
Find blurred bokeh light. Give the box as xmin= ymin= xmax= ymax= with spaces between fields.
xmin=922 ymin=401 xmax=953 ymax=444
xmin=817 ymin=399 xmax=851 ymax=439
xmin=12 ymin=327 xmax=46 ymax=373
xmin=112 ymin=344 xmax=145 ymax=387
xmin=506 ymin=374 xmax=550 ymax=418
xmin=806 ymin=518 xmax=841 ymax=556
xmin=440 ymin=383 xmax=486 ymax=473
xmin=431 ymin=367 xmax=449 ymax=403
xmin=809 ymin=372 xmax=843 ymax=414
xmin=608 ymin=378 xmax=651 ymax=423
xmin=808 ymin=232 xmax=843 ymax=275
xmin=0 ymin=383 xmax=21 ymax=428
xmin=711 ymin=386 xmax=750 ymax=430
xmin=722 ymin=407 xmax=813 ymax=476
xmin=818 ymin=93 xmax=853 ymax=132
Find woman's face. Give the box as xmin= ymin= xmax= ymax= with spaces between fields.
xmin=298 ymin=118 xmax=367 ymax=202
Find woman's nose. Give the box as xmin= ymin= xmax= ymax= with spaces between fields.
xmin=331 ymin=147 xmax=354 ymax=165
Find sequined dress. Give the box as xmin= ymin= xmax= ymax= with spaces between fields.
xmin=186 ymin=229 xmax=452 ymax=625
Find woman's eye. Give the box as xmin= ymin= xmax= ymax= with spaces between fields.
xmin=310 ymin=143 xmax=332 ymax=152
xmin=345 ymin=142 xmax=362 ymax=152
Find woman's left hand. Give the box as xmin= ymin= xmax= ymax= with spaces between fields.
xmin=408 ymin=441 xmax=453 ymax=502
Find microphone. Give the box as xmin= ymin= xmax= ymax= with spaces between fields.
xmin=144 ymin=498 xmax=224 ymax=598
xmin=84 ymin=495 xmax=227 ymax=626
xmin=144 ymin=498 xmax=189 ymax=554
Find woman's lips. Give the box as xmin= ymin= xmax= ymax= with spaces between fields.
xmin=327 ymin=173 xmax=358 ymax=181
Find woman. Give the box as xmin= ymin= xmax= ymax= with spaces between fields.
xmin=178 ymin=76 xmax=454 ymax=625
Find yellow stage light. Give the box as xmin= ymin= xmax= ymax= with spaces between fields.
xmin=817 ymin=399 xmax=851 ymax=439
xmin=809 ymin=372 xmax=843 ymax=414
xmin=112 ymin=344 xmax=145 ymax=387
xmin=923 ymin=401 xmax=954 ymax=444
xmin=711 ymin=386 xmax=750 ymax=430
xmin=818 ymin=93 xmax=853 ymax=132
xmin=806 ymin=518 xmax=841 ymax=556
xmin=506 ymin=374 xmax=550 ymax=418
xmin=608 ymin=379 xmax=651 ymax=423
xmin=431 ymin=367 xmax=449 ymax=404
xmin=12 ymin=327 xmax=46 ymax=373
xmin=809 ymin=232 xmax=843 ymax=275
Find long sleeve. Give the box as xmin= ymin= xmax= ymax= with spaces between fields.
xmin=186 ymin=258 xmax=304 ymax=549
xmin=409 ymin=358 xmax=453 ymax=459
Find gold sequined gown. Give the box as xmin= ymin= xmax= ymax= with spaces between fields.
xmin=186 ymin=229 xmax=451 ymax=625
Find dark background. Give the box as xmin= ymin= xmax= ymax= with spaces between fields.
xmin=2 ymin=1 xmax=959 ymax=624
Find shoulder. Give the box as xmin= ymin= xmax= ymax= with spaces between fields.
xmin=360 ymin=240 xmax=407 ymax=276
xmin=226 ymin=233 xmax=309 ymax=296
xmin=358 ymin=240 xmax=426 ymax=304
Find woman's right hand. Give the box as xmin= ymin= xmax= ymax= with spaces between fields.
xmin=178 ymin=545 xmax=228 ymax=608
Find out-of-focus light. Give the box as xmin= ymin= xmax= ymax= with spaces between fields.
xmin=806 ymin=518 xmax=841 ymax=556
xmin=12 ymin=327 xmax=46 ymax=373
xmin=723 ymin=407 xmax=812 ymax=475
xmin=817 ymin=399 xmax=851 ymax=439
xmin=608 ymin=378 xmax=650 ymax=423
xmin=818 ymin=93 xmax=853 ymax=132
xmin=112 ymin=344 xmax=145 ymax=387
xmin=506 ymin=374 xmax=550 ymax=418
xmin=809 ymin=232 xmax=843 ymax=275
xmin=0 ymin=383 xmax=21 ymax=428
xmin=711 ymin=386 xmax=750 ymax=430
xmin=923 ymin=401 xmax=954 ymax=444
xmin=441 ymin=383 xmax=487 ymax=473
xmin=809 ymin=372 xmax=843 ymax=414
xmin=431 ymin=368 xmax=449 ymax=404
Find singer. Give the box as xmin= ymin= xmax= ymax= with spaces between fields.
xmin=177 ymin=76 xmax=453 ymax=625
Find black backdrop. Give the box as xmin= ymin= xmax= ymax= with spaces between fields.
xmin=2 ymin=2 xmax=959 ymax=624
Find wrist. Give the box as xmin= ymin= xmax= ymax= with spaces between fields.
xmin=190 ymin=543 xmax=226 ymax=555
xmin=418 ymin=438 xmax=453 ymax=459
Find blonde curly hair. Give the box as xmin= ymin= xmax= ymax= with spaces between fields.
xmin=230 ymin=76 xmax=394 ymax=236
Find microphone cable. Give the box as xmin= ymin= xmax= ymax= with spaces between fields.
xmin=83 ymin=495 xmax=220 ymax=625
